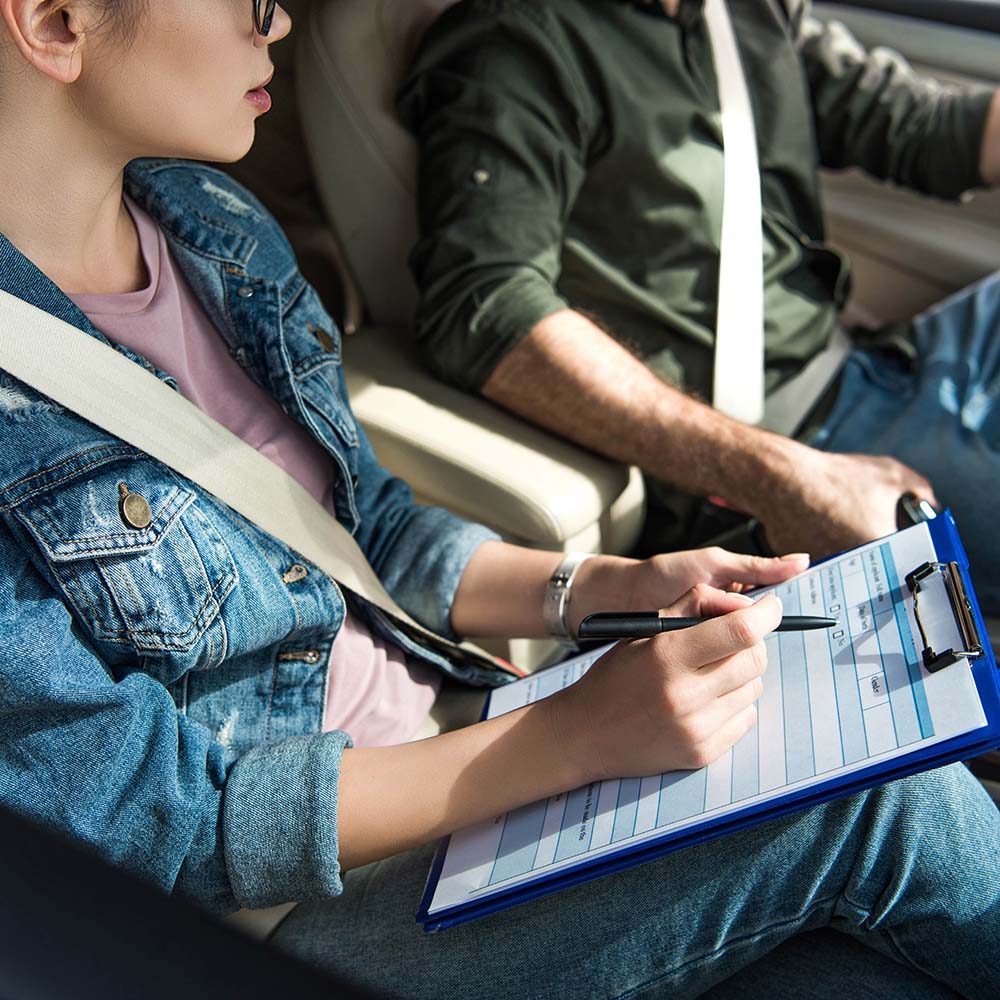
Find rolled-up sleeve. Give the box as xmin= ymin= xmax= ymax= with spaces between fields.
xmin=398 ymin=2 xmax=595 ymax=392
xmin=222 ymin=730 xmax=353 ymax=909
xmin=797 ymin=11 xmax=993 ymax=198
xmin=346 ymin=400 xmax=499 ymax=640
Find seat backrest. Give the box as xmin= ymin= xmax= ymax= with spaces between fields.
xmin=296 ymin=0 xmax=460 ymax=328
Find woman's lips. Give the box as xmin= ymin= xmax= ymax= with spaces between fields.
xmin=245 ymin=87 xmax=272 ymax=112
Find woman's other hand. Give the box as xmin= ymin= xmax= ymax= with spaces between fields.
xmin=568 ymin=547 xmax=808 ymax=636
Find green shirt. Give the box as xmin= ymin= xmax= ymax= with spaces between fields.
xmin=398 ymin=0 xmax=993 ymax=398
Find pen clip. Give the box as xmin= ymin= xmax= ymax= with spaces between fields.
xmin=904 ymin=561 xmax=983 ymax=672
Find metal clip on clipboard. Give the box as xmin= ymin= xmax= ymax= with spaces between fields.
xmin=905 ymin=561 xmax=984 ymax=673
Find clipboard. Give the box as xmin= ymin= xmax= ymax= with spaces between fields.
xmin=417 ymin=512 xmax=1000 ymax=931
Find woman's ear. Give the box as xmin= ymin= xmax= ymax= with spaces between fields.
xmin=0 ymin=0 xmax=94 ymax=84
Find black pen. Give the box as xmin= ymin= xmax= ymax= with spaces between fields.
xmin=578 ymin=611 xmax=837 ymax=641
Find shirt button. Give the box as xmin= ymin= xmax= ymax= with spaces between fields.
xmin=282 ymin=563 xmax=309 ymax=584
xmin=237 ymin=285 xmax=254 ymax=299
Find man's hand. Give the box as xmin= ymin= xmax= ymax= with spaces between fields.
xmin=752 ymin=444 xmax=939 ymax=558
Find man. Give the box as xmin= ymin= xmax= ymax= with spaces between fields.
xmin=398 ymin=0 xmax=1000 ymax=613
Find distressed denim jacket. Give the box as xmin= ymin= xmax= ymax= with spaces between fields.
xmin=0 ymin=158 xmax=501 ymax=913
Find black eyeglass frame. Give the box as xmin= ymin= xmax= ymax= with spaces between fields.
xmin=254 ymin=0 xmax=276 ymax=36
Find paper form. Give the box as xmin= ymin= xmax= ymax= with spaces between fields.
xmin=426 ymin=523 xmax=988 ymax=917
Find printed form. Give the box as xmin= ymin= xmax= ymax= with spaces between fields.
xmin=427 ymin=523 xmax=988 ymax=917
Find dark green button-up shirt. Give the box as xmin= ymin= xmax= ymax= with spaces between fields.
xmin=398 ymin=0 xmax=992 ymax=398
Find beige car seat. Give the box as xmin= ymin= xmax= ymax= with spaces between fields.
xmin=294 ymin=0 xmax=645 ymax=560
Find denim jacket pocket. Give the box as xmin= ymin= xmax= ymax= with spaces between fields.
xmin=10 ymin=456 xmax=237 ymax=677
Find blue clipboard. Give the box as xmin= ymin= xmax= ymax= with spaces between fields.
xmin=417 ymin=513 xmax=1000 ymax=932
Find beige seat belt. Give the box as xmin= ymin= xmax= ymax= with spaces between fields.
xmin=702 ymin=0 xmax=765 ymax=426
xmin=0 ymin=289 xmax=509 ymax=677
xmin=697 ymin=0 xmax=850 ymax=435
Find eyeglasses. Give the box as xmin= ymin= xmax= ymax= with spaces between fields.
xmin=253 ymin=0 xmax=276 ymax=37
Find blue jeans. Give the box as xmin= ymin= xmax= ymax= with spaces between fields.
xmin=269 ymin=764 xmax=999 ymax=998
xmin=813 ymin=272 xmax=1000 ymax=616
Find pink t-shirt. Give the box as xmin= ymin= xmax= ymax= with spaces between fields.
xmin=66 ymin=195 xmax=439 ymax=747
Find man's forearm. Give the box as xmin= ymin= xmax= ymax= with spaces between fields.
xmin=482 ymin=309 xmax=801 ymax=516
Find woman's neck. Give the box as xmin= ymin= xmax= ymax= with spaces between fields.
xmin=0 ymin=105 xmax=145 ymax=295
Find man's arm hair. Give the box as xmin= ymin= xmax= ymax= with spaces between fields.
xmin=481 ymin=308 xmax=796 ymax=513
xmin=482 ymin=308 xmax=938 ymax=562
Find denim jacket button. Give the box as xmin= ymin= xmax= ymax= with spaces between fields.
xmin=307 ymin=323 xmax=336 ymax=354
xmin=117 ymin=483 xmax=152 ymax=530
xmin=237 ymin=285 xmax=254 ymax=299
xmin=282 ymin=563 xmax=309 ymax=585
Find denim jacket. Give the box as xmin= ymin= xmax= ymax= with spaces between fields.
xmin=0 ymin=158 xmax=502 ymax=913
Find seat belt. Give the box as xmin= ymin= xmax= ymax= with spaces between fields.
xmin=703 ymin=0 xmax=765 ymax=426
xmin=0 ymin=289 xmax=511 ymax=678
xmin=698 ymin=0 xmax=849 ymax=436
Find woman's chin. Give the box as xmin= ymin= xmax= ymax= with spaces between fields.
xmin=181 ymin=131 xmax=257 ymax=166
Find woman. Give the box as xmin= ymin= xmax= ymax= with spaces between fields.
xmin=0 ymin=2 xmax=997 ymax=997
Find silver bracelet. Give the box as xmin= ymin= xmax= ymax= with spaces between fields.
xmin=543 ymin=552 xmax=595 ymax=644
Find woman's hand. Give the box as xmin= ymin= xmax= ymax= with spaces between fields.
xmin=568 ymin=547 xmax=808 ymax=635
xmin=546 ymin=586 xmax=782 ymax=784
xmin=341 ymin=581 xmax=781 ymax=869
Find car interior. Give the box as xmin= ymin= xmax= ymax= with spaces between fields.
xmin=226 ymin=0 xmax=1000 ymax=673
xmin=7 ymin=0 xmax=1000 ymax=990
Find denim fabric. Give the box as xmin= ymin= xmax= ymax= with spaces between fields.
xmin=0 ymin=159 xmax=501 ymax=913
xmin=812 ymin=271 xmax=1000 ymax=616
xmin=270 ymin=764 xmax=999 ymax=998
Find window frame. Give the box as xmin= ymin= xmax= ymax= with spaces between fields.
xmin=822 ymin=0 xmax=1000 ymax=33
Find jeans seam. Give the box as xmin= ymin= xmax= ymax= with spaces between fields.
xmin=839 ymin=887 xmax=928 ymax=978
xmin=612 ymin=893 xmax=841 ymax=1000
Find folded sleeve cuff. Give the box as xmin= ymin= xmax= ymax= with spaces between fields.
xmin=381 ymin=510 xmax=500 ymax=640
xmin=222 ymin=730 xmax=353 ymax=910
xmin=459 ymin=270 xmax=571 ymax=391
xmin=926 ymin=88 xmax=995 ymax=198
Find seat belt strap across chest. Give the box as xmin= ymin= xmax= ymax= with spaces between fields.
xmin=702 ymin=0 xmax=765 ymax=426
xmin=0 ymin=289 xmax=510 ymax=677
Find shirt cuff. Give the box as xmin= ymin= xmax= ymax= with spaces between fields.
xmin=462 ymin=270 xmax=571 ymax=391
xmin=222 ymin=730 xmax=353 ymax=910
xmin=927 ymin=88 xmax=996 ymax=198
xmin=380 ymin=509 xmax=500 ymax=640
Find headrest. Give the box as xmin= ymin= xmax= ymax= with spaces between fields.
xmin=297 ymin=0 xmax=462 ymax=327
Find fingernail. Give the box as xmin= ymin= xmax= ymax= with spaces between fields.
xmin=729 ymin=592 xmax=754 ymax=604
xmin=780 ymin=553 xmax=810 ymax=562
xmin=773 ymin=595 xmax=783 ymax=614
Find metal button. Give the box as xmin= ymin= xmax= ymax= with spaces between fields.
xmin=118 ymin=483 xmax=152 ymax=530
xmin=237 ymin=285 xmax=254 ymax=299
xmin=307 ymin=323 xmax=336 ymax=353
xmin=472 ymin=168 xmax=491 ymax=185
xmin=282 ymin=563 xmax=309 ymax=584
xmin=277 ymin=649 xmax=322 ymax=665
